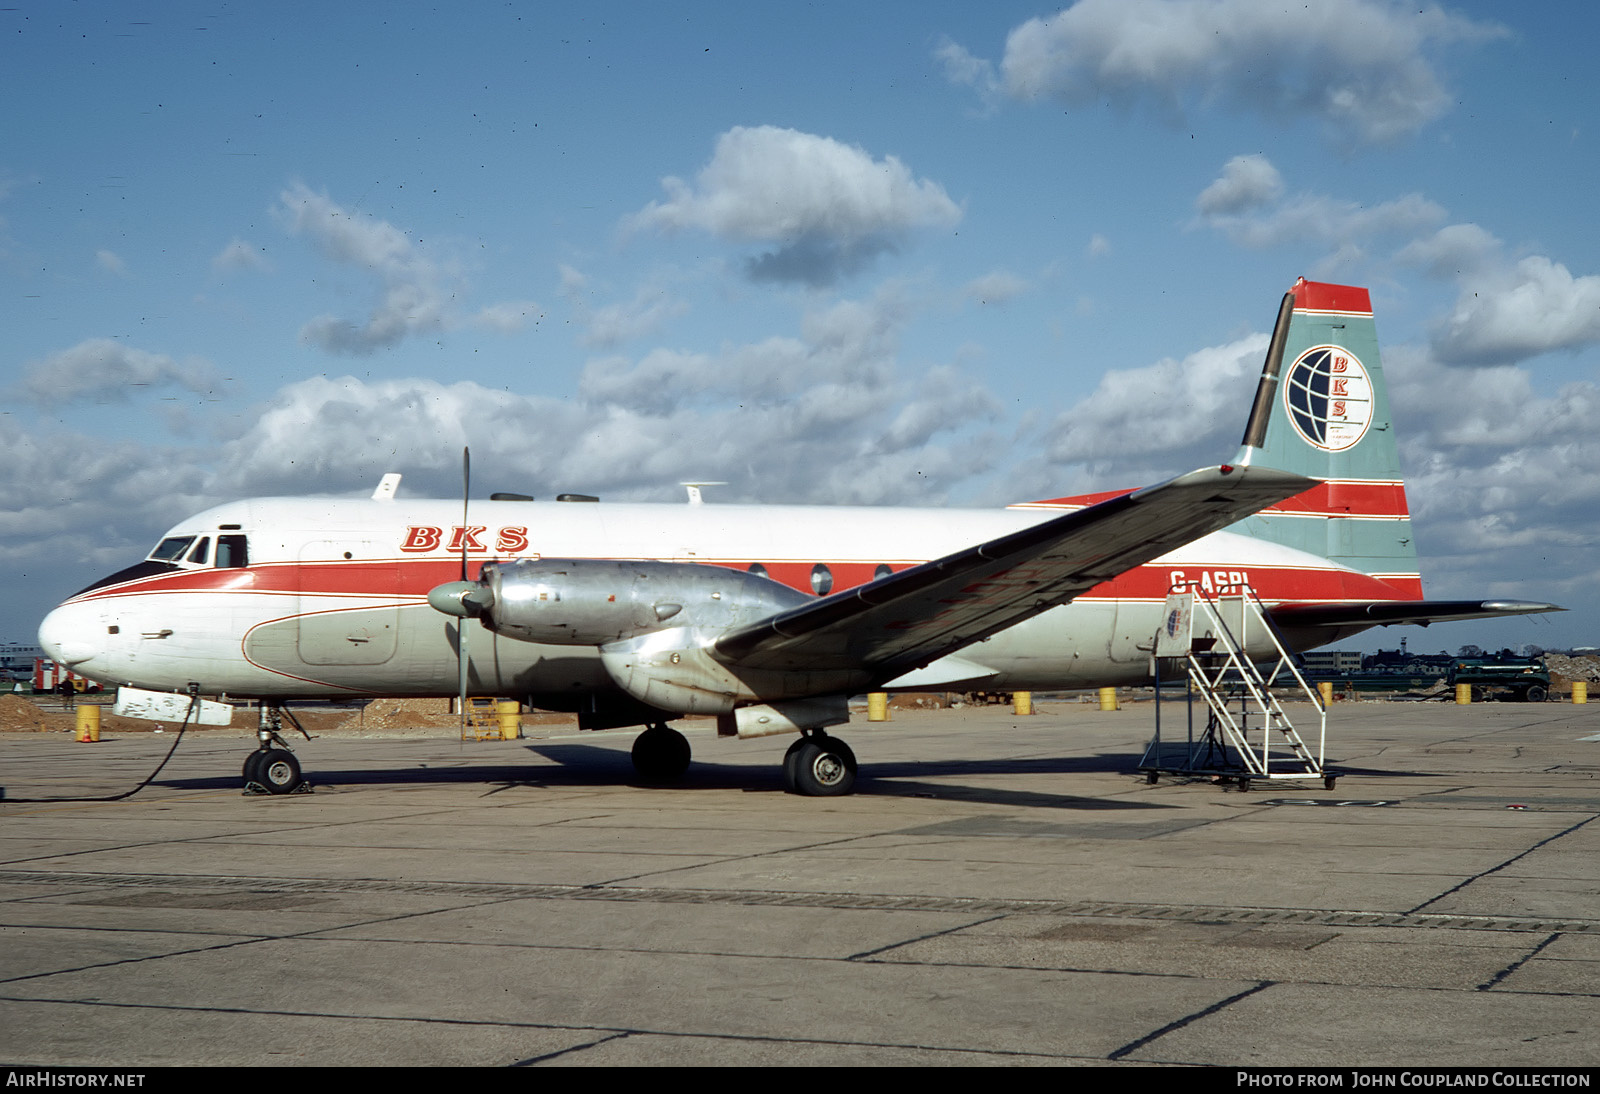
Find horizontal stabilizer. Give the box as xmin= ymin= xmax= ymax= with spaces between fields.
xmin=1269 ymin=600 xmax=1563 ymax=630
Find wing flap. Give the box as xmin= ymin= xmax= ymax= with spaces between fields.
xmin=714 ymin=464 xmax=1313 ymax=679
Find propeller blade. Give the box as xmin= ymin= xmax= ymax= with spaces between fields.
xmin=460 ymin=446 xmax=471 ymax=582
xmin=459 ymin=446 xmax=471 ymax=736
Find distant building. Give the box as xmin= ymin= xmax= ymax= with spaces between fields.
xmin=1299 ymin=650 xmax=1364 ymax=674
xmin=0 ymin=642 xmax=43 ymax=680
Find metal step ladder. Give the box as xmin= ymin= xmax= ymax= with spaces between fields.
xmin=1140 ymin=586 xmax=1335 ymax=790
xmin=461 ymin=697 xmax=501 ymax=741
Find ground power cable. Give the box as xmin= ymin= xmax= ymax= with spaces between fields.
xmin=0 ymin=685 xmax=201 ymax=804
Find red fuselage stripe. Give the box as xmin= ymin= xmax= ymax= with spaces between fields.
xmin=70 ymin=556 xmax=1423 ymax=606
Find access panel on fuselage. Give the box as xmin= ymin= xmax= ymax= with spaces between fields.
xmin=295 ymin=540 xmax=401 ymax=666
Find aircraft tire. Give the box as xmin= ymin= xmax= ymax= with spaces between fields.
xmin=631 ymin=726 xmax=691 ymax=783
xmin=787 ymin=735 xmax=856 ymax=797
xmin=258 ymin=749 xmax=302 ymax=795
xmin=242 ymin=749 xmax=270 ymax=786
xmin=1524 ymin=685 xmax=1548 ymax=703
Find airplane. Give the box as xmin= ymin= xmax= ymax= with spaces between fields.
xmin=36 ymin=278 xmax=1558 ymax=797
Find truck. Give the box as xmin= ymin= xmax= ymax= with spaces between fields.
xmin=1447 ymin=652 xmax=1551 ymax=702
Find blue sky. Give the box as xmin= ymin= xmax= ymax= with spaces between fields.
xmin=4 ymin=0 xmax=1598 ymax=654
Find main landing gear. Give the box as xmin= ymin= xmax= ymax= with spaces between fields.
xmin=626 ymin=723 xmax=860 ymax=796
xmin=243 ymin=704 xmax=309 ymax=796
xmin=631 ymin=723 xmax=692 ymax=783
xmin=783 ymin=731 xmax=857 ymax=797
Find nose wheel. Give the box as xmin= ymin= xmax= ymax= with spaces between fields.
xmin=243 ymin=704 xmax=311 ymax=795
xmin=243 ymin=748 xmax=303 ymax=795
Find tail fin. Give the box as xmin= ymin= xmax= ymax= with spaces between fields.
xmin=1233 ymin=279 xmax=1420 ymax=597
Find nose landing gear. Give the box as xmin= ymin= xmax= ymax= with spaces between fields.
xmin=243 ymin=705 xmax=310 ymax=795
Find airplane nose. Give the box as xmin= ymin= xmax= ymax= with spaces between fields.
xmin=38 ymin=603 xmax=101 ymax=666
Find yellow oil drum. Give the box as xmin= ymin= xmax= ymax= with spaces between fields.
xmin=867 ymin=692 xmax=889 ymax=722
xmin=1317 ymin=681 xmax=1333 ymax=706
xmin=1013 ymin=691 xmax=1032 ymax=716
xmin=76 ymin=705 xmax=101 ymax=742
xmin=1573 ymin=681 xmax=1588 ymax=705
xmin=1455 ymin=683 xmax=1472 ymax=705
xmin=1098 ymin=686 xmax=1118 ymax=712
xmin=495 ymin=699 xmax=521 ymax=740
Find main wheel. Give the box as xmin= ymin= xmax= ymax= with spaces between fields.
xmin=1524 ymin=685 xmax=1548 ymax=703
xmin=785 ymin=735 xmax=857 ymax=797
xmin=257 ymin=749 xmax=302 ymax=795
xmin=631 ymin=726 xmax=691 ymax=783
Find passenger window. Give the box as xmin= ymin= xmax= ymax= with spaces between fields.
xmin=187 ymin=538 xmax=211 ymax=565
xmin=216 ymin=535 xmax=249 ymax=568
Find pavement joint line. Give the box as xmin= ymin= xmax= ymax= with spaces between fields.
xmin=3 ymin=869 xmax=1597 ymax=933
xmin=0 ymin=991 xmax=1087 ymax=1063
xmin=1107 ymin=981 xmax=1275 ymax=1061
xmin=1405 ymin=811 xmax=1600 ymax=916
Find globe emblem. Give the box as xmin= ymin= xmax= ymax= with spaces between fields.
xmin=1282 ymin=345 xmax=1373 ymax=452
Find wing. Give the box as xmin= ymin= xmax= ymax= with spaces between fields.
xmin=714 ymin=463 xmax=1313 ymax=682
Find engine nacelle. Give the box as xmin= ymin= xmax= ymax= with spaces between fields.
xmin=481 ymin=558 xmax=810 ymax=646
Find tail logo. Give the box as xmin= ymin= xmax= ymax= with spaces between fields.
xmin=1283 ymin=345 xmax=1373 ymax=452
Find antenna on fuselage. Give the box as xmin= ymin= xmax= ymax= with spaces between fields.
xmin=371 ymin=473 xmax=402 ymax=500
xmin=681 ymin=481 xmax=726 ymax=505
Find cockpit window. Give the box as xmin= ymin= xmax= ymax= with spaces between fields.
xmin=148 ymin=536 xmax=196 ymax=562
xmin=186 ymin=537 xmax=211 ymax=565
xmin=216 ymin=534 xmax=249 ymax=568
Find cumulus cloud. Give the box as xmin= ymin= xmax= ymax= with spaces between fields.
xmin=471 ymin=299 xmax=544 ymax=334
xmin=0 ymin=415 xmax=218 ymax=639
xmin=16 ymin=339 xmax=224 ymax=406
xmin=1190 ymin=157 xmax=1600 ymax=366
xmin=1040 ymin=333 xmax=1268 ymax=480
xmin=205 ymin=287 xmax=999 ymax=508
xmin=963 ymin=270 xmax=1028 ymax=306
xmin=1394 ymin=223 xmax=1499 ymax=280
xmin=577 ymin=286 xmax=687 ymax=349
xmin=1193 ymin=155 xmax=1445 ymax=250
xmin=1395 ymin=224 xmax=1600 ymax=366
xmin=1431 ymin=256 xmax=1600 ymax=367
xmin=277 ymin=183 xmax=533 ymax=355
xmin=1383 ymin=345 xmax=1600 ymax=604
xmin=95 ymin=249 xmax=128 ymax=277
xmin=949 ymin=0 xmax=1504 ymax=143
xmin=628 ymin=126 xmax=962 ymax=286
xmin=1195 ymin=155 xmax=1283 ymax=217
xmin=212 ymin=238 xmax=272 ymax=275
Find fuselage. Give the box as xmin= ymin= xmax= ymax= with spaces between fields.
xmin=38 ymin=492 xmax=1416 ymax=708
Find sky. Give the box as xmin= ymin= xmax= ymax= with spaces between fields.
xmin=4 ymin=0 xmax=1598 ymax=655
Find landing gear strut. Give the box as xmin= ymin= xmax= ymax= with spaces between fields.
xmin=243 ymin=704 xmax=308 ymax=795
xmin=783 ymin=731 xmax=857 ymax=796
xmin=631 ymin=723 xmax=691 ymax=783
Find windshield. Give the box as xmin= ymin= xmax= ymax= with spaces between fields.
xmin=148 ymin=536 xmax=196 ymax=562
